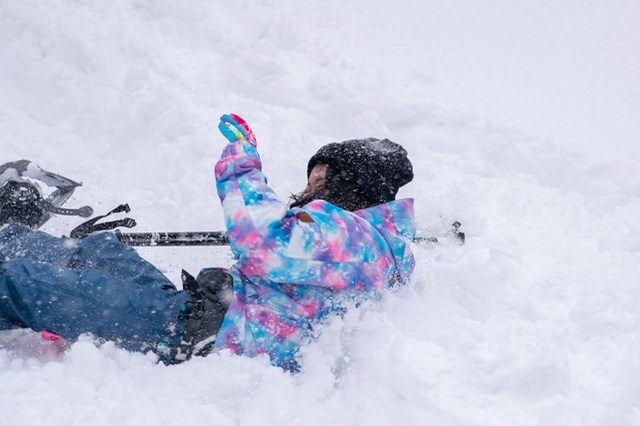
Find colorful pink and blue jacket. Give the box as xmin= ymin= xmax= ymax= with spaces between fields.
xmin=212 ymin=141 xmax=416 ymax=370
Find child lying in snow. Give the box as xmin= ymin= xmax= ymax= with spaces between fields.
xmin=0 ymin=114 xmax=415 ymax=371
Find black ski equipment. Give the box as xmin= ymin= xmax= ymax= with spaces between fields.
xmin=0 ymin=160 xmax=93 ymax=228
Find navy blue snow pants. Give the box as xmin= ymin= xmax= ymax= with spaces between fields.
xmin=0 ymin=224 xmax=189 ymax=355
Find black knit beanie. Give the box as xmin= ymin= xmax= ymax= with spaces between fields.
xmin=306 ymin=138 xmax=413 ymax=210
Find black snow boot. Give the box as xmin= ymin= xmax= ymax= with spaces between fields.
xmin=173 ymin=268 xmax=233 ymax=363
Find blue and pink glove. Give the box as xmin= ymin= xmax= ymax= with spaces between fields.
xmin=218 ymin=114 xmax=257 ymax=146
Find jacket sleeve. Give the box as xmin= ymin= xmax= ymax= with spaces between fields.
xmin=215 ymin=142 xmax=375 ymax=290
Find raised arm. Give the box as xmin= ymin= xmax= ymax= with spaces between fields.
xmin=214 ymin=114 xmax=288 ymax=257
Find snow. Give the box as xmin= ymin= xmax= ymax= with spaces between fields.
xmin=1 ymin=0 xmax=639 ymax=424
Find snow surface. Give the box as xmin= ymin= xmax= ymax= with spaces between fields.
xmin=2 ymin=1 xmax=640 ymax=425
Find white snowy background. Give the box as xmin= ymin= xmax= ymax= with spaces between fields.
xmin=1 ymin=1 xmax=640 ymax=425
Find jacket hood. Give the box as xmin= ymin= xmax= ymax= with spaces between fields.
xmin=354 ymin=198 xmax=416 ymax=283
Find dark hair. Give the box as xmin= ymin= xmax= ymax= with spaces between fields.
xmin=288 ymin=168 xmax=377 ymax=211
xmin=289 ymin=185 xmax=330 ymax=209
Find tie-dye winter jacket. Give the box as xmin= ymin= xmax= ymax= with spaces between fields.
xmin=212 ymin=141 xmax=416 ymax=371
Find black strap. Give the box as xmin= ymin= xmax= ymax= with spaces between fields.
xmin=70 ymin=204 xmax=136 ymax=239
xmin=41 ymin=200 xmax=93 ymax=218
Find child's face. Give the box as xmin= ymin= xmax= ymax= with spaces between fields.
xmin=307 ymin=164 xmax=327 ymax=193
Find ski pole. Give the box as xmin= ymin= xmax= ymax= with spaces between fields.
xmin=115 ymin=223 xmax=464 ymax=247
xmin=115 ymin=230 xmax=229 ymax=246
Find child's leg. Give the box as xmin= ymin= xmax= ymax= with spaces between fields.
xmin=0 ymin=223 xmax=77 ymax=266
xmin=72 ymin=232 xmax=177 ymax=290
xmin=0 ymin=224 xmax=178 ymax=291
xmin=0 ymin=258 xmax=188 ymax=352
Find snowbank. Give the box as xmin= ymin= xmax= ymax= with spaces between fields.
xmin=1 ymin=1 xmax=639 ymax=425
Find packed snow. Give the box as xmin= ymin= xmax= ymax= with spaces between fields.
xmin=1 ymin=1 xmax=639 ymax=425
